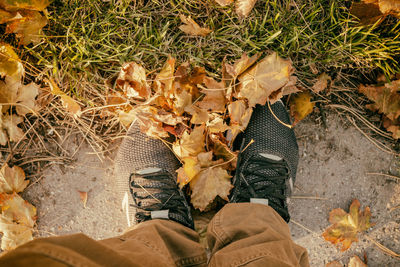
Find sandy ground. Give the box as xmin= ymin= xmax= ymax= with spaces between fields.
xmin=24 ymin=112 xmax=400 ymax=266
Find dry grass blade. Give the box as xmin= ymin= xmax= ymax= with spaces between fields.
xmin=365 ymin=235 xmax=400 ymax=259
xmin=366 ymin=172 xmax=400 ymax=181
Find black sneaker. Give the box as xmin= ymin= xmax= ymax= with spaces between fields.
xmin=230 ymin=101 xmax=299 ymax=222
xmin=114 ymin=123 xmax=194 ymax=229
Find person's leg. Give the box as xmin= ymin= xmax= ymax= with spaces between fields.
xmin=207 ymin=102 xmax=309 ymax=267
xmin=0 ymin=122 xmax=207 ymax=267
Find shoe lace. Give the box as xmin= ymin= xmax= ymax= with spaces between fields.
xmin=234 ymin=143 xmax=290 ymax=220
xmin=130 ymin=171 xmax=192 ymax=226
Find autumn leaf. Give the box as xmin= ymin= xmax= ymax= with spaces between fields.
xmin=0 ymin=0 xmax=51 ymax=11
xmin=6 ymin=10 xmax=47 ymax=45
xmin=0 ymin=42 xmax=24 ymax=80
xmin=0 ymin=8 xmax=16 ymax=24
xmin=383 ymin=116 xmax=400 ymax=139
xmin=196 ymin=77 xmax=226 ymax=113
xmin=190 ymin=166 xmax=233 ymax=211
xmin=237 ymin=52 xmax=294 ymax=108
xmin=177 ymin=157 xmax=201 ymax=186
xmin=311 ymin=73 xmax=331 ymax=93
xmin=358 ymin=80 xmax=400 ymax=120
xmin=116 ymin=62 xmax=151 ymax=100
xmin=0 ymin=192 xmax=36 ymax=250
xmin=154 ymin=56 xmax=175 ymax=96
xmin=226 ymin=100 xmax=253 ymax=143
xmin=322 ymin=199 xmax=374 ymax=251
xmin=215 ymin=0 xmax=233 ymax=6
xmin=78 ymin=191 xmax=88 ymax=208
xmin=1 ymin=114 xmax=24 ymax=144
xmin=224 ymin=53 xmax=260 ymax=79
xmin=0 ymin=164 xmax=28 ymax=193
xmin=235 ymin=0 xmax=258 ymax=18
xmin=289 ymin=91 xmax=314 ymax=124
xmin=185 ymin=105 xmax=209 ymax=125
xmin=179 ymin=15 xmax=212 ymax=37
xmin=351 ymin=0 xmax=400 ymax=25
xmin=173 ymin=125 xmax=205 ymax=158
xmin=47 ymin=78 xmax=82 ymax=117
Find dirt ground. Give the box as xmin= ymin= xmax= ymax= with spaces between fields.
xmin=24 ymin=112 xmax=400 ymax=266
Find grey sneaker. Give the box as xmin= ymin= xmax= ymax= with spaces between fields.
xmin=114 ymin=122 xmax=194 ymax=229
xmin=230 ymin=101 xmax=299 ymax=222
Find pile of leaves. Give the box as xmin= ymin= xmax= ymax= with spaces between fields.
xmin=109 ymin=52 xmax=298 ymax=211
xmin=0 ymin=0 xmax=51 ymax=45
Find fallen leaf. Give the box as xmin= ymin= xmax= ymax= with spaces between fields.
xmin=15 ymin=82 xmax=39 ymax=115
xmin=185 ymin=105 xmax=209 ymax=124
xmin=78 ymin=191 xmax=87 ymax=208
xmin=325 ymin=261 xmax=343 ymax=267
xmin=358 ymin=80 xmax=400 ymax=121
xmin=0 ymin=8 xmax=16 ymax=24
xmin=0 ymin=42 xmax=24 ymax=79
xmin=215 ymin=0 xmax=233 ymax=6
xmin=154 ymin=56 xmax=175 ymax=96
xmin=190 ymin=166 xmax=233 ymax=211
xmin=173 ymin=125 xmax=205 ymax=158
xmin=350 ymin=0 xmax=400 ymax=25
xmin=383 ymin=116 xmax=400 ymax=139
xmin=289 ymin=91 xmax=314 ymax=124
xmin=348 ymin=256 xmax=368 ymax=267
xmin=322 ymin=199 xmax=373 ymax=251
xmin=224 ymin=53 xmax=260 ymax=79
xmin=0 ymin=0 xmax=51 ymax=11
xmin=6 ymin=10 xmax=47 ymax=45
xmin=177 ymin=157 xmax=201 ymax=186
xmin=47 ymin=78 xmax=82 ymax=117
xmin=311 ymin=73 xmax=331 ymax=93
xmin=0 ymin=164 xmax=28 ymax=193
xmin=116 ymin=62 xmax=151 ymax=100
xmin=0 ymin=192 xmax=36 ymax=250
xmin=197 ymin=77 xmax=226 ymax=112
xmin=1 ymin=114 xmax=24 ymax=143
xmin=179 ymin=15 xmax=212 ymax=37
xmin=237 ymin=52 xmax=294 ymax=108
xmin=235 ymin=0 xmax=258 ymax=18
xmin=207 ymin=115 xmax=230 ymax=133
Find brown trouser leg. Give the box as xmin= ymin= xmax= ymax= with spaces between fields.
xmin=0 ymin=204 xmax=309 ymax=267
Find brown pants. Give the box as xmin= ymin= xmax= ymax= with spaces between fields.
xmin=0 ymin=203 xmax=309 ymax=267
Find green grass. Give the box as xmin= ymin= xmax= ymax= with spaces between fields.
xmin=3 ymin=0 xmax=400 ymax=98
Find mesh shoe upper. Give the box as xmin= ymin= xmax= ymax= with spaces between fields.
xmin=114 ymin=122 xmax=194 ymax=229
xmin=230 ymin=101 xmax=299 ymax=222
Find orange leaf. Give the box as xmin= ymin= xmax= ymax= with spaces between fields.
xmin=289 ymin=91 xmax=314 ymax=124
xmin=78 ymin=191 xmax=88 ymax=208
xmin=322 ymin=199 xmax=374 ymax=251
xmin=6 ymin=10 xmax=47 ymax=45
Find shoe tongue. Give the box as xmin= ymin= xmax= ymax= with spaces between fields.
xmin=259 ymin=153 xmax=282 ymax=161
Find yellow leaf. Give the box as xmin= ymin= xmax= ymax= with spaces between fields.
xmin=215 ymin=0 xmax=233 ymax=7
xmin=154 ymin=56 xmax=175 ymax=96
xmin=116 ymin=62 xmax=150 ymax=100
xmin=0 ymin=42 xmax=24 ymax=80
xmin=179 ymin=15 xmax=212 ymax=37
xmin=235 ymin=0 xmax=258 ymax=18
xmin=224 ymin=53 xmax=260 ymax=79
xmin=47 ymin=78 xmax=81 ymax=117
xmin=172 ymin=125 xmax=205 ymax=159
xmin=0 ymin=164 xmax=28 ymax=193
xmin=1 ymin=114 xmax=24 ymax=142
xmin=207 ymin=115 xmax=230 ymax=133
xmin=177 ymin=157 xmax=201 ymax=186
xmin=0 ymin=8 xmax=16 ymax=24
xmin=15 ymin=82 xmax=39 ymax=115
xmin=238 ymin=52 xmax=293 ymax=108
xmin=0 ymin=0 xmax=51 ymax=11
xmin=289 ymin=91 xmax=314 ymax=124
xmin=6 ymin=10 xmax=47 ymax=45
xmin=0 ymin=214 xmax=33 ymax=250
xmin=322 ymin=199 xmax=374 ymax=251
xmin=190 ymin=167 xmax=233 ymax=211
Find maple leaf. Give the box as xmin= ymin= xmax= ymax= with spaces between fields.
xmin=179 ymin=15 xmax=212 ymax=37
xmin=289 ymin=91 xmax=314 ymax=125
xmin=311 ymin=73 xmax=331 ymax=93
xmin=154 ymin=56 xmax=175 ymax=96
xmin=351 ymin=0 xmax=400 ymax=25
xmin=0 ymin=0 xmax=51 ymax=11
xmin=196 ymin=77 xmax=226 ymax=113
xmin=358 ymin=80 xmax=400 ymax=121
xmin=0 ymin=164 xmax=28 ymax=193
xmin=207 ymin=115 xmax=230 ymax=133
xmin=235 ymin=0 xmax=258 ymax=18
xmin=322 ymin=199 xmax=374 ymax=251
xmin=6 ymin=10 xmax=47 ymax=45
xmin=383 ymin=116 xmax=400 ymax=139
xmin=1 ymin=114 xmax=24 ymax=144
xmin=327 ymin=256 xmax=367 ymax=267
xmin=215 ymin=0 xmax=233 ymax=7
xmin=177 ymin=156 xmax=202 ymax=186
xmin=0 ymin=42 xmax=24 ymax=80
xmin=224 ymin=53 xmax=260 ymax=79
xmin=0 ymin=192 xmax=36 ymax=250
xmin=226 ymin=99 xmax=253 ymax=143
xmin=173 ymin=125 xmax=205 ymax=158
xmin=237 ymin=52 xmax=294 ymax=108
xmin=116 ymin=62 xmax=151 ymax=100
xmin=185 ymin=105 xmax=209 ymax=124
xmin=47 ymin=78 xmax=82 ymax=117
xmin=190 ymin=166 xmax=233 ymax=211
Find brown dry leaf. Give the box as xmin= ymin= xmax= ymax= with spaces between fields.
xmin=0 ymin=42 xmax=24 ymax=79
xmin=322 ymin=199 xmax=373 ymax=251
xmin=207 ymin=115 xmax=230 ymax=133
xmin=190 ymin=166 xmax=233 ymax=211
xmin=224 ymin=53 xmax=260 ymax=79
xmin=78 ymin=191 xmax=87 ymax=208
xmin=0 ymin=164 xmax=28 ymax=193
xmin=0 ymin=192 xmax=36 ymax=250
xmin=325 ymin=261 xmax=343 ymax=267
xmin=173 ymin=125 xmax=205 ymax=158
xmin=351 ymin=0 xmax=400 ymax=25
xmin=235 ymin=0 xmax=258 ymax=18
xmin=197 ymin=77 xmax=226 ymax=112
xmin=179 ymin=15 xmax=212 ymax=37
xmin=226 ymin=100 xmax=253 ymax=144
xmin=289 ymin=91 xmax=314 ymax=125
xmin=47 ymin=78 xmax=82 ymax=117
xmin=0 ymin=0 xmax=51 ymax=11
xmin=215 ymin=0 xmax=233 ymax=6
xmin=116 ymin=62 xmax=150 ymax=100
xmin=154 ymin=56 xmax=175 ymax=96
xmin=237 ymin=52 xmax=293 ymax=108
xmin=311 ymin=73 xmax=331 ymax=93
xmin=358 ymin=80 xmax=400 ymax=121
xmin=211 ymin=136 xmax=237 ymax=163
xmin=0 ymin=9 xmax=16 ymax=24
xmin=1 ymin=114 xmax=24 ymax=143
xmin=383 ymin=116 xmax=400 ymax=139
xmin=174 ymin=89 xmax=193 ymax=116
xmin=348 ymin=256 xmax=368 ymax=267
xmin=6 ymin=10 xmax=47 ymax=45
xmin=185 ymin=105 xmax=209 ymax=125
